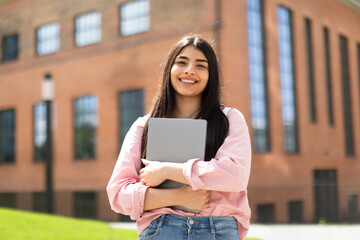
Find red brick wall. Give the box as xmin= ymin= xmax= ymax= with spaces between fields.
xmin=0 ymin=0 xmax=216 ymax=192
xmin=0 ymin=0 xmax=360 ymax=222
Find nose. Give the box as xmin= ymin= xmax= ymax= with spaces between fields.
xmin=184 ymin=63 xmax=195 ymax=75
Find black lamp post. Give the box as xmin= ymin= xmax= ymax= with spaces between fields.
xmin=42 ymin=73 xmax=54 ymax=214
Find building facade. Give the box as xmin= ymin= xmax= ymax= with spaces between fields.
xmin=0 ymin=0 xmax=359 ymax=223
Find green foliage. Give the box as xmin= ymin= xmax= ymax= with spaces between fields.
xmin=0 ymin=208 xmax=138 ymax=240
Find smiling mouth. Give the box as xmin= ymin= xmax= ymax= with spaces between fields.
xmin=178 ymin=78 xmax=198 ymax=84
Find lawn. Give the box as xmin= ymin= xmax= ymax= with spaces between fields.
xmin=0 ymin=208 xmax=138 ymax=240
xmin=0 ymin=207 xmax=261 ymax=240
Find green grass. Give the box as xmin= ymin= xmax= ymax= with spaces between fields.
xmin=0 ymin=208 xmax=138 ymax=240
xmin=0 ymin=207 xmax=261 ymax=240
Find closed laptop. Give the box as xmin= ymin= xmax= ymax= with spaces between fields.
xmin=146 ymin=117 xmax=207 ymax=212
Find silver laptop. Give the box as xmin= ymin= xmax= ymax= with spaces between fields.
xmin=146 ymin=117 xmax=207 ymax=212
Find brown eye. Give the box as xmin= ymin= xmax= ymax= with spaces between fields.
xmin=197 ymin=64 xmax=207 ymax=69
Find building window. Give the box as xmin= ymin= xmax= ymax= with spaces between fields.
xmin=324 ymin=27 xmax=334 ymax=126
xmin=33 ymin=192 xmax=48 ymax=213
xmin=0 ymin=109 xmax=15 ymax=164
xmin=288 ymin=200 xmax=303 ymax=223
xmin=34 ymin=102 xmax=46 ymax=162
xmin=119 ymin=89 xmax=144 ymax=146
xmin=347 ymin=195 xmax=358 ymax=221
xmin=1 ymin=34 xmax=18 ymax=62
xmin=0 ymin=193 xmax=16 ymax=208
xmin=74 ymin=95 xmax=97 ymax=159
xmin=37 ymin=22 xmax=60 ymax=56
xmin=74 ymin=192 xmax=97 ymax=219
xmin=339 ymin=35 xmax=354 ymax=157
xmin=246 ymin=0 xmax=270 ymax=152
xmin=75 ymin=11 xmax=101 ymax=47
xmin=313 ymin=169 xmax=339 ymax=222
xmin=120 ymin=0 xmax=150 ymax=36
xmin=257 ymin=203 xmax=275 ymax=223
xmin=277 ymin=6 xmax=299 ymax=154
xmin=305 ymin=18 xmax=316 ymax=123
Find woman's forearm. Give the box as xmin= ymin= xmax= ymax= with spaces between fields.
xmin=143 ymin=187 xmax=180 ymax=211
xmin=139 ymin=160 xmax=189 ymax=187
xmin=162 ymin=162 xmax=189 ymax=185
xmin=143 ymin=185 xmax=209 ymax=211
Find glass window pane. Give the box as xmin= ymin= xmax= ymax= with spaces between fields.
xmin=37 ymin=22 xmax=60 ymax=56
xmin=119 ymin=89 xmax=144 ymax=147
xmin=74 ymin=95 xmax=97 ymax=159
xmin=34 ymin=102 xmax=47 ymax=162
xmin=75 ymin=11 xmax=101 ymax=47
xmin=0 ymin=109 xmax=16 ymax=164
xmin=340 ymin=36 xmax=355 ymax=156
xmin=120 ymin=0 xmax=150 ymax=36
xmin=247 ymin=0 xmax=270 ymax=152
xmin=2 ymin=34 xmax=19 ymax=62
xmin=278 ymin=6 xmax=298 ymax=154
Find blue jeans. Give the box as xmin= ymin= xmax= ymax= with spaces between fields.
xmin=139 ymin=214 xmax=241 ymax=240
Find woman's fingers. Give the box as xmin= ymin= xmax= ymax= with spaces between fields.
xmin=141 ymin=159 xmax=150 ymax=166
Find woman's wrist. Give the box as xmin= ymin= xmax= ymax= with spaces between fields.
xmin=144 ymin=187 xmax=183 ymax=211
xmin=162 ymin=162 xmax=189 ymax=185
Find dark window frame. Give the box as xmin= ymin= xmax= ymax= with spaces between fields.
xmin=288 ymin=200 xmax=303 ymax=223
xmin=339 ymin=35 xmax=355 ymax=157
xmin=1 ymin=34 xmax=19 ymax=62
xmin=347 ymin=194 xmax=358 ymax=221
xmin=33 ymin=192 xmax=49 ymax=213
xmin=0 ymin=193 xmax=16 ymax=208
xmin=257 ymin=203 xmax=275 ymax=223
xmin=73 ymin=95 xmax=97 ymax=160
xmin=305 ymin=18 xmax=316 ymax=123
xmin=74 ymin=191 xmax=97 ymax=219
xmin=313 ymin=169 xmax=339 ymax=222
xmin=324 ymin=27 xmax=334 ymax=126
xmin=247 ymin=0 xmax=271 ymax=153
xmin=0 ymin=109 xmax=16 ymax=164
xmin=277 ymin=5 xmax=299 ymax=154
xmin=118 ymin=89 xmax=144 ymax=148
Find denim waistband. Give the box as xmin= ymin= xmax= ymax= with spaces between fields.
xmin=153 ymin=214 xmax=238 ymax=231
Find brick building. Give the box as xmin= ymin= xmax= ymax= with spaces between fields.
xmin=0 ymin=0 xmax=359 ymax=223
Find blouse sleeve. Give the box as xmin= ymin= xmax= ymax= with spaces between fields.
xmin=183 ymin=108 xmax=252 ymax=192
xmin=106 ymin=117 xmax=149 ymax=220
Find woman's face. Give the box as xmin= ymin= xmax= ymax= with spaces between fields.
xmin=170 ymin=46 xmax=209 ymax=99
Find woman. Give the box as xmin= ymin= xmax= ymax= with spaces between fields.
xmin=107 ymin=35 xmax=251 ymax=240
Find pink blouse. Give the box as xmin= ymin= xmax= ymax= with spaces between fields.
xmin=107 ymin=108 xmax=252 ymax=239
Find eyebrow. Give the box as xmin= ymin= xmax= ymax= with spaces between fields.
xmin=176 ymin=55 xmax=208 ymax=63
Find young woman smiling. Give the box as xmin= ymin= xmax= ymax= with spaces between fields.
xmin=107 ymin=35 xmax=252 ymax=240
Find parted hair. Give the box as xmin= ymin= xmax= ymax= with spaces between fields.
xmin=141 ymin=35 xmax=229 ymax=161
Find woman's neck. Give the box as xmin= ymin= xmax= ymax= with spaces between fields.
xmin=172 ymin=94 xmax=202 ymax=119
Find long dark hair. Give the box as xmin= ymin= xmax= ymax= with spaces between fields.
xmin=141 ymin=35 xmax=229 ymax=161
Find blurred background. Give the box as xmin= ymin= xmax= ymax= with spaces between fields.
xmin=0 ymin=0 xmax=359 ymax=225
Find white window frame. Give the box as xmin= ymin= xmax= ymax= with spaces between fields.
xmin=75 ymin=11 xmax=102 ymax=47
xmin=37 ymin=22 xmax=60 ymax=56
xmin=120 ymin=0 xmax=150 ymax=36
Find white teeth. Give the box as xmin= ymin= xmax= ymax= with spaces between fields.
xmin=180 ymin=79 xmax=196 ymax=83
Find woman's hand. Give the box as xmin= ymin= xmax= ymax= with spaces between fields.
xmin=176 ymin=185 xmax=210 ymax=211
xmin=139 ymin=159 xmax=167 ymax=187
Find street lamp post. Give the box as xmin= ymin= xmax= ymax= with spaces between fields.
xmin=42 ymin=73 xmax=54 ymax=214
